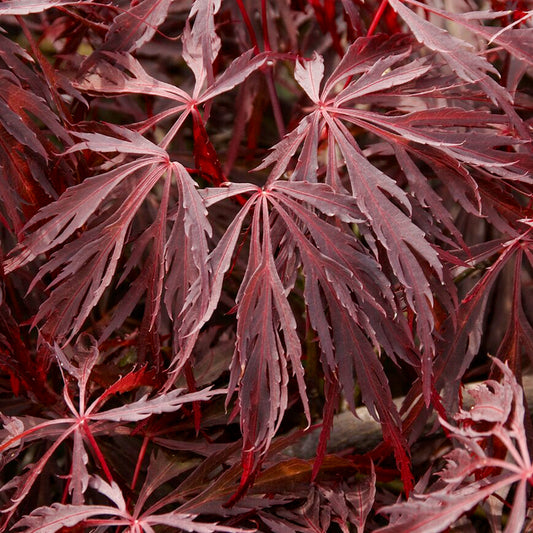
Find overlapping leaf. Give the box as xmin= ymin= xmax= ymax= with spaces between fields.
xmin=193 ymin=179 xmax=413 ymax=492
xmin=103 ymin=0 xmax=174 ymax=53
xmin=13 ymin=476 xmax=249 ymax=533
xmin=4 ymin=128 xmax=172 ymax=341
xmin=0 ymin=340 xmax=221 ymax=523
xmin=378 ymin=359 xmax=533 ymax=532
xmin=1 ymin=0 xmax=532 ymax=529
xmin=3 ymin=127 xmax=216 ymax=348
xmin=0 ymin=37 xmax=73 ymax=234
xmin=387 ymin=0 xmax=529 ymax=135
xmin=261 ymin=45 xmax=445 ymax=402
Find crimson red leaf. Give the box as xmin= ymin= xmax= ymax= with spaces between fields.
xmin=191 ymin=107 xmax=226 ymax=187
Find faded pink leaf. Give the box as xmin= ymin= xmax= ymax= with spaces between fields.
xmin=0 ymin=0 xmax=82 ymax=15
xmin=379 ymin=359 xmax=533 ymax=532
xmin=89 ymin=387 xmax=222 ymax=423
xmin=183 ymin=0 xmax=222 ymax=96
xmin=294 ymin=53 xmax=324 ymax=103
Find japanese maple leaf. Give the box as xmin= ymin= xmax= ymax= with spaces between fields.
xmin=182 ymin=178 xmax=413 ymax=496
xmin=0 ymin=34 xmax=74 ymax=235
xmin=378 ymin=358 xmax=533 ymax=532
xmin=433 ymin=222 xmax=533 ymax=406
xmin=2 ymin=126 xmax=213 ymax=350
xmin=2 ymin=41 xmax=268 ymax=343
xmin=0 ymin=338 xmax=222 ymax=526
xmin=257 ymin=40 xmax=444 ymax=402
xmin=387 ymin=0 xmax=531 ymax=136
xmin=13 ymin=475 xmax=251 ymax=533
xmin=4 ymin=128 xmax=172 ymax=342
xmin=0 ymin=0 xmax=89 ymax=15
xmin=102 ymin=0 xmax=174 ymax=53
xmin=257 ymin=34 xmax=532 ymax=403
xmin=394 ymin=0 xmax=533 ymax=69
xmin=75 ymin=0 xmax=268 ymax=187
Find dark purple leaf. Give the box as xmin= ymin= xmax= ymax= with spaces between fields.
xmin=103 ymin=0 xmax=174 ymax=53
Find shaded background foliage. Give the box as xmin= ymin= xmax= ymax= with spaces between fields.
xmin=0 ymin=0 xmax=532 ymax=531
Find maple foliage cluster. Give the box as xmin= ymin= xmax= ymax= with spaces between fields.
xmin=0 ymin=0 xmax=532 ymax=531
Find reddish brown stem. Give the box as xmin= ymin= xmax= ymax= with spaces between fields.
xmin=236 ymin=0 xmax=260 ymax=53
xmin=131 ymin=435 xmax=150 ymax=490
xmin=261 ymin=0 xmax=271 ymax=52
xmin=367 ymin=0 xmax=389 ymax=37
xmin=82 ymin=420 xmax=114 ymax=484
